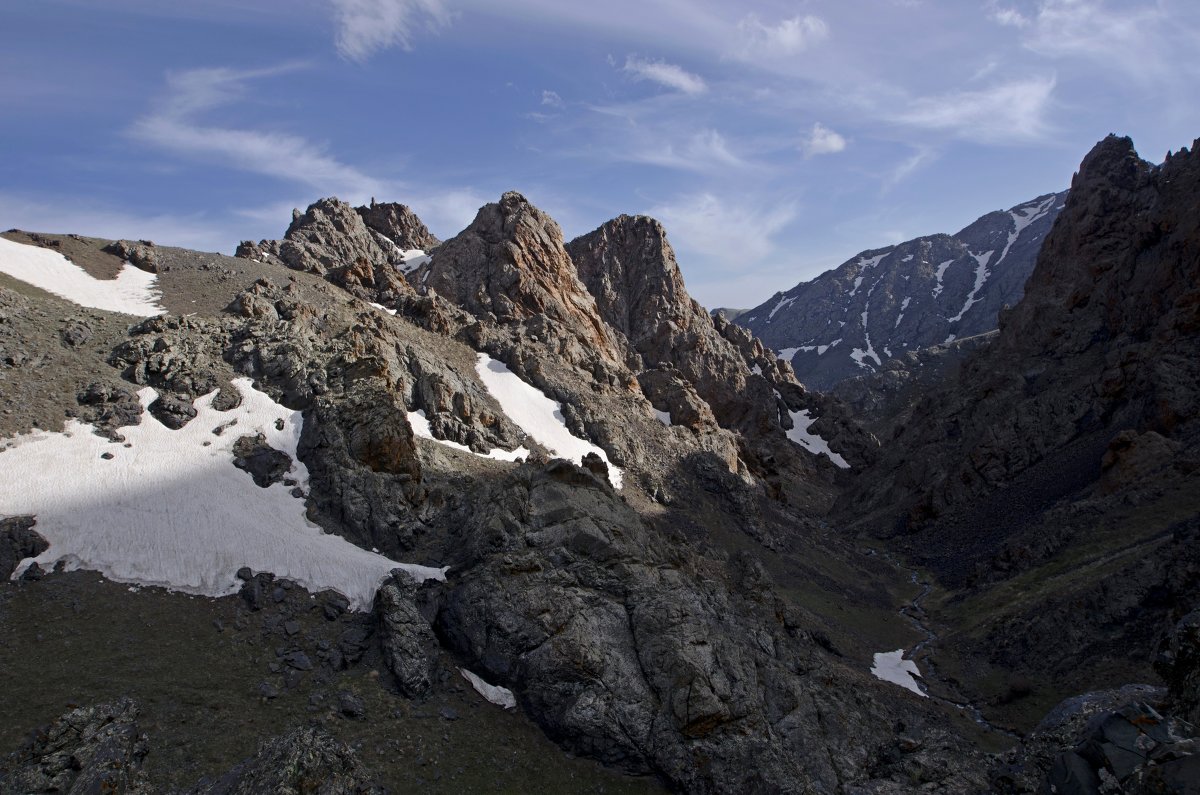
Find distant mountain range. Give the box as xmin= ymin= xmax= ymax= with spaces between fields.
xmin=734 ymin=190 xmax=1068 ymax=390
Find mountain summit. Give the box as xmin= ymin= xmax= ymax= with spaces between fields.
xmin=737 ymin=190 xmax=1067 ymax=390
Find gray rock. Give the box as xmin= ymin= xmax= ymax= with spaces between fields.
xmin=185 ymin=727 xmax=384 ymax=794
xmin=0 ymin=515 xmax=48 ymax=580
xmin=376 ymin=572 xmax=437 ymax=697
xmin=0 ymin=697 xmax=150 ymax=793
xmin=231 ymin=433 xmax=293 ymax=488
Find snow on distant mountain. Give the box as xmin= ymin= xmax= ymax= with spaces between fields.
xmin=737 ymin=191 xmax=1067 ymax=390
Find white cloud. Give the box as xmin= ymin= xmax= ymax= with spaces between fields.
xmin=988 ymin=4 xmax=1030 ymax=27
xmin=623 ymin=128 xmax=746 ymax=172
xmin=881 ymin=147 xmax=937 ymax=192
xmin=332 ymin=0 xmax=453 ymax=62
xmin=991 ymin=0 xmax=1192 ymax=82
xmin=541 ymin=90 xmax=564 ymax=108
xmin=801 ymin=122 xmax=846 ymax=156
xmin=130 ymin=65 xmax=385 ymax=202
xmin=892 ymin=76 xmax=1056 ymax=143
xmin=737 ymin=13 xmax=829 ymax=56
xmin=647 ymin=192 xmax=796 ymax=265
xmin=622 ymin=56 xmax=708 ymax=95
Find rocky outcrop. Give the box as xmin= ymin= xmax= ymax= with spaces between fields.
xmin=0 ymin=698 xmax=150 ymax=793
xmin=356 ymin=199 xmax=440 ymax=251
xmin=412 ymin=191 xmax=624 ymax=367
xmin=235 ymin=197 xmax=426 ymax=307
xmin=416 ymin=458 xmax=986 ymax=794
xmin=376 ymin=572 xmax=437 ymax=697
xmin=187 ymin=727 xmax=384 ymax=794
xmin=738 ymin=191 xmax=1066 ymax=390
xmin=103 ymin=239 xmax=161 ymax=273
xmin=1 ymin=515 xmax=48 ymax=580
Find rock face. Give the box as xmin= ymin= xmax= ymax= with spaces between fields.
xmin=846 ymin=136 xmax=1200 ymax=531
xmin=355 ymin=199 xmax=440 ymax=251
xmin=375 ymin=572 xmax=437 ymax=697
xmin=412 ymin=191 xmax=624 ymax=367
xmin=738 ymin=191 xmax=1066 ymax=390
xmin=235 ymin=197 xmax=433 ymax=307
xmin=421 ymin=458 xmax=985 ymax=794
xmin=0 ymin=515 xmax=48 ymax=580
xmin=0 ymin=698 xmax=149 ymax=793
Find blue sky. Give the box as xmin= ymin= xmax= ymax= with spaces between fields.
xmin=2 ymin=0 xmax=1197 ymax=308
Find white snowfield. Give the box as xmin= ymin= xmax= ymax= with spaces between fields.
xmin=459 ymin=668 xmax=517 ymax=709
xmin=0 ymin=235 xmax=165 ymax=316
xmin=397 ymin=248 xmax=431 ymax=272
xmin=784 ymin=407 xmax=850 ymax=469
xmin=474 ymin=353 xmax=623 ymax=489
xmin=871 ymin=650 xmax=927 ymax=697
xmin=0 ymin=378 xmax=446 ymax=609
xmin=407 ymin=408 xmax=530 ymax=462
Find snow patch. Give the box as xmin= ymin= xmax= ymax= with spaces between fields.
xmin=767 ymin=295 xmax=795 ymax=321
xmin=460 ymin=669 xmax=517 ymax=709
xmin=848 ymin=275 xmax=864 ymax=297
xmin=0 ymin=235 xmax=165 ymax=316
xmin=895 ymin=296 xmax=911 ymax=328
xmin=943 ymin=334 xmax=956 ymax=345
xmin=900 ymin=254 xmax=913 ymax=263
xmin=784 ymin=409 xmax=850 ymax=469
xmin=871 ymin=650 xmax=926 ymax=697
xmin=750 ymin=363 xmax=763 ymax=376
xmin=997 ymin=195 xmax=1056 ymax=264
xmin=0 ymin=379 xmax=445 ymax=610
xmin=776 ymin=346 xmax=800 ymax=362
xmin=652 ymin=408 xmax=672 ymax=427
xmin=397 ymin=249 xmax=431 ymax=273
xmin=407 ymin=409 xmax=529 ymax=462
xmin=947 ymin=250 xmax=994 ymax=323
xmin=474 ymin=354 xmax=622 ymax=489
xmin=932 ymin=259 xmax=954 ymax=298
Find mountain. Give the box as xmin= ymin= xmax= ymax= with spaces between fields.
xmin=841 ymin=135 xmax=1200 ymax=749
xmin=737 ymin=190 xmax=1067 ymax=390
xmin=3 ymin=135 xmax=1200 ymax=794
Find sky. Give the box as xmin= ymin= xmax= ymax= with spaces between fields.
xmin=2 ymin=1 xmax=1198 ymax=309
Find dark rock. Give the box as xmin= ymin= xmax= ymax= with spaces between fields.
xmin=376 ymin=572 xmax=437 ymax=697
xmin=238 ymin=572 xmax=275 ymax=612
xmin=231 ymin=433 xmax=293 ymax=488
xmin=337 ymin=691 xmax=366 ymax=719
xmin=0 ymin=516 xmax=48 ymax=581
xmin=185 ymin=727 xmax=384 ymax=794
xmin=77 ymin=381 xmax=144 ymax=434
xmin=148 ymin=392 xmax=198 ymax=430
xmin=104 ymin=239 xmax=160 ymax=273
xmin=256 ymin=681 xmax=280 ymax=700
xmin=0 ymin=698 xmax=148 ymax=793
xmin=60 ymin=320 xmax=92 ymax=347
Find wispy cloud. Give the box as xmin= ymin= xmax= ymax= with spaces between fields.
xmin=881 ymin=147 xmax=937 ymax=192
xmin=801 ymin=122 xmax=846 ymax=156
xmin=647 ymin=192 xmax=796 ymax=265
xmin=130 ymin=65 xmax=385 ymax=201
xmin=989 ymin=0 xmax=1191 ymax=82
xmin=541 ymin=90 xmax=564 ymax=108
xmin=621 ymin=55 xmax=708 ymax=95
xmin=736 ymin=13 xmax=829 ymax=56
xmin=892 ymin=76 xmax=1056 ymax=143
xmin=331 ymin=0 xmax=453 ymax=62
xmin=622 ymin=128 xmax=746 ymax=172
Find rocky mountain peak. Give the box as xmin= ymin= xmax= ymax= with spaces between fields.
xmin=356 ymin=200 xmax=440 ymax=251
xmin=411 ymin=192 xmax=623 ymax=363
xmin=566 ymin=213 xmax=707 ymax=365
